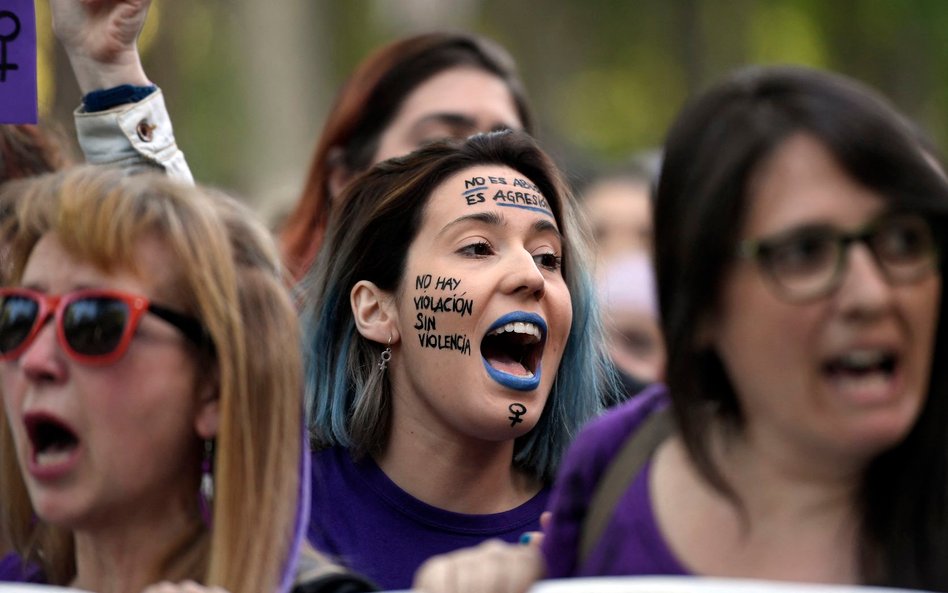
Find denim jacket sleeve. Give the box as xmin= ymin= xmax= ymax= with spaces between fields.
xmin=74 ymin=88 xmax=194 ymax=184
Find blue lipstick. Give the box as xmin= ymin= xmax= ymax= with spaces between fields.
xmin=481 ymin=311 xmax=547 ymax=392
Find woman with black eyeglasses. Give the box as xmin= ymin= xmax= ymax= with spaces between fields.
xmin=413 ymin=66 xmax=948 ymax=593
xmin=0 ymin=167 xmax=375 ymax=593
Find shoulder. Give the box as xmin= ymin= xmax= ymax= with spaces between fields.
xmin=308 ymin=446 xmax=362 ymax=519
xmin=565 ymin=383 xmax=671 ymax=473
xmin=310 ymin=444 xmax=349 ymax=469
xmin=541 ymin=384 xmax=670 ymax=578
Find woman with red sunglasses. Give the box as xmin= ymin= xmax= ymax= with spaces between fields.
xmin=0 ymin=167 xmax=374 ymax=593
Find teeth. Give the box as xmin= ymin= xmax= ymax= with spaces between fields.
xmin=831 ymin=372 xmax=892 ymax=395
xmin=488 ymin=322 xmax=542 ymax=340
xmin=838 ymin=350 xmax=887 ymax=371
xmin=35 ymin=448 xmax=72 ymax=467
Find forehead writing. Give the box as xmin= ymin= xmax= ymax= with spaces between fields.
xmin=461 ymin=175 xmax=553 ymax=219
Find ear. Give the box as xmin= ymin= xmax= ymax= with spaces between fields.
xmin=194 ymin=376 xmax=220 ymax=440
xmin=351 ymin=280 xmax=400 ymax=345
xmin=327 ymin=147 xmax=355 ymax=201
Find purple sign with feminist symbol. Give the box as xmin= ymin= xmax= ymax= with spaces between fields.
xmin=0 ymin=0 xmax=37 ymax=124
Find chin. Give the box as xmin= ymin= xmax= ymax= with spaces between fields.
xmin=30 ymin=497 xmax=81 ymax=528
xmin=837 ymin=414 xmax=921 ymax=461
xmin=468 ymin=412 xmax=539 ymax=443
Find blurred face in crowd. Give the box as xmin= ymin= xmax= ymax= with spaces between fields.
xmin=584 ymin=177 xmax=653 ymax=262
xmin=598 ymin=252 xmax=664 ymax=383
xmin=372 ymin=67 xmax=523 ymax=164
xmin=709 ymin=133 xmax=940 ymax=467
xmin=606 ymin=308 xmax=664 ymax=383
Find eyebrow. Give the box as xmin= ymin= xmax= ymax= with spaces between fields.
xmin=439 ymin=211 xmax=503 ymax=237
xmin=437 ymin=211 xmax=562 ymax=241
xmin=412 ymin=113 xmax=479 ymax=132
xmin=533 ymin=219 xmax=563 ymax=241
xmin=412 ymin=113 xmax=520 ymax=134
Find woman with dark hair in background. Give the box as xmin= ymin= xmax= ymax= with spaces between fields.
xmin=300 ymin=130 xmax=612 ymax=589
xmin=414 ymin=65 xmax=948 ymax=592
xmin=281 ymin=31 xmax=533 ymax=277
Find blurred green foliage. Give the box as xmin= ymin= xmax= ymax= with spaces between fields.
xmin=42 ymin=0 xmax=948 ymax=200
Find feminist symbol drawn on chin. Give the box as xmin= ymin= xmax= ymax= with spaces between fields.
xmin=508 ymin=403 xmax=527 ymax=427
xmin=0 ymin=11 xmax=21 ymax=83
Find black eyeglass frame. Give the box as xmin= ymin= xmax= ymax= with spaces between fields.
xmin=736 ymin=212 xmax=940 ymax=303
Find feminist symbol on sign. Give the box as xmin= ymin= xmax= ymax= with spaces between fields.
xmin=0 ymin=11 xmax=21 ymax=83
xmin=508 ymin=403 xmax=527 ymax=427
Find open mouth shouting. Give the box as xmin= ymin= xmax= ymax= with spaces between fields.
xmin=481 ymin=312 xmax=547 ymax=391
xmin=24 ymin=412 xmax=80 ymax=479
xmin=822 ymin=348 xmax=901 ymax=404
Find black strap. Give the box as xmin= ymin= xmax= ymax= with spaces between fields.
xmin=292 ymin=546 xmax=379 ymax=593
xmin=578 ymin=407 xmax=673 ymax=564
xmin=291 ymin=572 xmax=379 ymax=593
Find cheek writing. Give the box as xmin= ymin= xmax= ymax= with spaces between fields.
xmin=413 ymin=274 xmax=472 ymax=356
xmin=508 ymin=403 xmax=527 ymax=427
xmin=460 ymin=176 xmax=553 ymax=218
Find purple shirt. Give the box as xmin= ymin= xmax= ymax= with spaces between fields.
xmin=542 ymin=384 xmax=689 ymax=577
xmin=308 ymin=446 xmax=549 ymax=590
xmin=0 ymin=553 xmax=44 ymax=583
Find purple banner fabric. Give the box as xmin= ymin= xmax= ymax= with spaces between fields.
xmin=0 ymin=0 xmax=37 ymax=124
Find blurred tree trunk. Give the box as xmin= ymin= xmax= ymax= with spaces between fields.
xmin=49 ymin=39 xmax=81 ymax=160
xmin=234 ymin=0 xmax=330 ymax=225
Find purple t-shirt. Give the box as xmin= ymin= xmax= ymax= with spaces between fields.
xmin=542 ymin=383 xmax=689 ymax=577
xmin=308 ymin=446 xmax=549 ymax=591
xmin=0 ymin=553 xmax=44 ymax=583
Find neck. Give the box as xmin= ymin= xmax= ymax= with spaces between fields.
xmin=71 ymin=497 xmax=200 ymax=593
xmin=716 ymin=420 xmax=865 ymax=514
xmin=377 ymin=395 xmax=542 ymax=514
xmin=710 ymin=423 xmax=862 ymax=580
xmin=654 ymin=426 xmax=863 ymax=583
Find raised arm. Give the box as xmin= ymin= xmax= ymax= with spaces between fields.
xmin=50 ymin=0 xmax=193 ymax=182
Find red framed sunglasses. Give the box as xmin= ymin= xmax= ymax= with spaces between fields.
xmin=0 ymin=288 xmax=208 ymax=365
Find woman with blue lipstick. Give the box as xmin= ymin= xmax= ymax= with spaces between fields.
xmin=298 ymin=130 xmax=613 ymax=590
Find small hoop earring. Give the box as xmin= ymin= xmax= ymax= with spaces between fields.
xmin=199 ymin=439 xmax=214 ymax=525
xmin=378 ymin=335 xmax=393 ymax=371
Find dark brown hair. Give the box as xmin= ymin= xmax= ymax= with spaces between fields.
xmin=299 ymin=131 xmax=609 ymax=482
xmin=280 ymin=32 xmax=532 ymax=278
xmin=0 ymin=124 xmax=68 ymax=181
xmin=655 ymin=65 xmax=948 ymax=589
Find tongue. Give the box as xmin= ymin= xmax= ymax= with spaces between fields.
xmin=486 ymin=353 xmax=532 ymax=377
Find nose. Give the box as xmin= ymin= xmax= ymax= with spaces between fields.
xmin=500 ymin=248 xmax=546 ymax=300
xmin=18 ymin=318 xmax=67 ymax=384
xmin=835 ymin=242 xmax=894 ymax=319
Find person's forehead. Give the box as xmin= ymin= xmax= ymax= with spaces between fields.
xmin=399 ymin=67 xmax=522 ymax=128
xmin=426 ymin=166 xmax=556 ymax=222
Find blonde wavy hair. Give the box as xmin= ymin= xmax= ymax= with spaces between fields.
xmin=0 ymin=166 xmax=302 ymax=593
